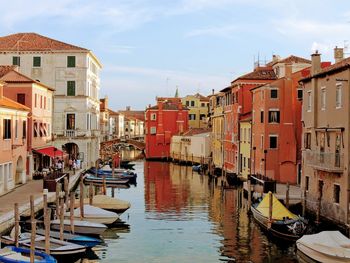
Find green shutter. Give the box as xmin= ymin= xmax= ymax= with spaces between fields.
xmin=67 ymin=56 xmax=76 ymax=67
xmin=12 ymin=56 xmax=20 ymax=66
xmin=67 ymin=81 xmax=76 ymax=96
xmin=33 ymin=56 xmax=41 ymax=67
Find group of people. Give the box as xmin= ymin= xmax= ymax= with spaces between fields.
xmin=53 ymin=157 xmax=81 ymax=173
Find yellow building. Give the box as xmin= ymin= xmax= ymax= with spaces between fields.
xmin=209 ymin=93 xmax=224 ymax=173
xmin=182 ymin=93 xmax=209 ymax=128
xmin=239 ymin=117 xmax=251 ymax=180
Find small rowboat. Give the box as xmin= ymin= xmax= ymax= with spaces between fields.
xmin=65 ymin=205 xmax=119 ymax=225
xmin=1 ymin=233 xmax=86 ymax=256
xmin=51 ymin=219 xmax=107 ymax=236
xmin=76 ymin=195 xmax=131 ymax=214
xmin=36 ymin=229 xmax=103 ymax=248
xmin=84 ymin=175 xmax=129 ymax=185
xmin=0 ymin=246 xmax=56 ymax=263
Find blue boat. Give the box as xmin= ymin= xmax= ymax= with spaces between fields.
xmin=36 ymin=229 xmax=103 ymax=248
xmin=88 ymin=168 xmax=137 ymax=183
xmin=84 ymin=174 xmax=130 ymax=186
xmin=0 ymin=246 xmax=56 ymax=263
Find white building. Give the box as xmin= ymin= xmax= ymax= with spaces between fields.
xmin=109 ymin=110 xmax=124 ymax=139
xmin=0 ymin=33 xmax=102 ymax=168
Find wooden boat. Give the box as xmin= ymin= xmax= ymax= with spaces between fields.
xmin=76 ymin=195 xmax=131 ymax=214
xmin=88 ymin=168 xmax=137 ymax=183
xmin=65 ymin=205 xmax=119 ymax=224
xmin=0 ymin=246 xmax=56 ymax=263
xmin=296 ymin=231 xmax=350 ymax=263
xmin=1 ymin=233 xmax=86 ymax=256
xmin=51 ymin=219 xmax=107 ymax=236
xmin=84 ymin=174 xmax=129 ymax=185
xmin=251 ymin=192 xmax=307 ymax=241
xmin=36 ymin=229 xmax=103 ymax=248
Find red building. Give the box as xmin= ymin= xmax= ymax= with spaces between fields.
xmin=220 ymin=65 xmax=276 ymax=178
xmin=145 ymin=97 xmax=189 ymax=159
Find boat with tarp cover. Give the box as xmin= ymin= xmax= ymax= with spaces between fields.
xmin=251 ymin=192 xmax=307 ymax=241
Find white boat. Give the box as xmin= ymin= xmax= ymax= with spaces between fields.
xmin=51 ymin=219 xmax=107 ymax=236
xmin=76 ymin=195 xmax=131 ymax=214
xmin=65 ymin=205 xmax=119 ymax=224
xmin=296 ymin=231 xmax=350 ymax=263
xmin=1 ymin=233 xmax=86 ymax=256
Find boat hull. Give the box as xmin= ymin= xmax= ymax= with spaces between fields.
xmin=84 ymin=175 xmax=129 ymax=185
xmin=51 ymin=220 xmax=107 ymax=236
xmin=0 ymin=246 xmax=56 ymax=263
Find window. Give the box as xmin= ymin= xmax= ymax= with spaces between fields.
xmin=22 ymin=120 xmax=26 ymax=139
xmin=305 ymin=176 xmax=309 ymax=191
xmin=67 ymin=56 xmax=76 ymax=67
xmin=186 ymin=101 xmax=189 ymax=107
xmin=297 ymin=89 xmax=303 ymax=100
xmin=189 ymin=114 xmax=196 ymax=120
xmin=260 ymin=134 xmax=264 ymax=149
xmin=15 ymin=120 xmax=18 ymax=138
xmin=3 ymin=119 xmax=11 ymax=139
xmin=66 ymin=114 xmax=75 ymax=130
xmin=270 ymin=89 xmax=278 ymax=99
xmin=151 ymin=113 xmax=157 ymax=120
xmin=321 ymin=87 xmax=326 ymax=110
xmin=334 ymin=184 xmax=340 ymax=204
xmin=304 ymin=132 xmax=311 ymax=149
xmin=260 ymin=90 xmax=264 ymax=100
xmin=34 ymin=122 xmax=38 ymax=137
xmin=40 ymin=96 xmax=42 ymax=108
xmin=269 ymin=135 xmax=278 ymax=149
xmin=201 ymin=103 xmax=205 ymax=107
xmin=336 ymin=83 xmax=342 ymax=108
xmin=67 ymin=81 xmax=76 ymax=96
xmin=307 ymin=91 xmax=312 ymax=112
xmin=33 ymin=56 xmax=41 ymax=67
xmin=268 ymin=110 xmax=280 ymax=123
xmin=150 ymin=127 xmax=156 ymax=134
xmin=200 ymin=114 xmax=206 ymax=120
xmin=190 ymin=101 xmax=195 ymax=107
xmin=17 ymin=93 xmax=25 ymax=105
xmin=12 ymin=56 xmax=20 ymax=66
xmin=260 ymin=110 xmax=264 ymax=123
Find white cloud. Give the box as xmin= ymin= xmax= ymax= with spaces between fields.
xmin=185 ymin=25 xmax=238 ymax=38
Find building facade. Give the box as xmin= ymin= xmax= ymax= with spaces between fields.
xmin=239 ymin=115 xmax=251 ymax=180
xmin=181 ymin=93 xmax=209 ymax=129
xmin=0 ymin=81 xmax=29 ymax=193
xmin=301 ymin=50 xmax=350 ymax=227
xmin=0 ymin=33 xmax=102 ymax=168
xmin=145 ymin=98 xmax=189 ymax=159
xmin=109 ymin=110 xmax=124 ymax=139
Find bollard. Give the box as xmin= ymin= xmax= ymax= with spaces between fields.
xmin=14 ymin=203 xmax=19 ymax=248
xmin=268 ymin=191 xmax=273 ymax=229
xmin=70 ymin=193 xmax=75 ymax=234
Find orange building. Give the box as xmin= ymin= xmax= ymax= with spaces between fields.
xmin=0 ymin=81 xmax=29 ymax=194
xmin=250 ymin=57 xmax=314 ymax=183
xmin=221 ymin=66 xmax=276 ymax=180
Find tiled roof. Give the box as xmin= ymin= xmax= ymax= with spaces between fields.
xmin=267 ymin=55 xmax=311 ymax=66
xmin=0 ymin=67 xmax=55 ymax=91
xmin=0 ymin=33 xmax=88 ymax=52
xmin=108 ymin=109 xmax=120 ymax=115
xmin=0 ymin=96 xmax=30 ymax=111
xmin=119 ymin=110 xmax=145 ymax=121
xmin=300 ymin=59 xmax=348 ymax=82
xmin=237 ymin=66 xmax=277 ymax=81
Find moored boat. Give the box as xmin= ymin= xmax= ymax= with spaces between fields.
xmin=35 ymin=229 xmax=103 ymax=248
xmin=65 ymin=204 xmax=119 ymax=225
xmin=251 ymin=192 xmax=307 ymax=241
xmin=296 ymin=231 xmax=350 ymax=263
xmin=51 ymin=219 xmax=107 ymax=236
xmin=84 ymin=174 xmax=129 ymax=185
xmin=1 ymin=233 xmax=86 ymax=256
xmin=77 ymin=195 xmax=131 ymax=214
xmin=0 ymin=246 xmax=56 ymax=263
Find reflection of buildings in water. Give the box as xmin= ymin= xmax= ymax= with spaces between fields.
xmin=120 ymin=149 xmax=143 ymax=160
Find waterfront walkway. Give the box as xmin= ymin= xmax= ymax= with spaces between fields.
xmin=0 ymin=170 xmax=81 ymax=233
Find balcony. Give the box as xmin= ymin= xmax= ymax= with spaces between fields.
xmin=65 ymin=130 xmax=76 ymax=138
xmin=304 ymin=151 xmax=344 ymax=173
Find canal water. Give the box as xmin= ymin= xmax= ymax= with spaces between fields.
xmin=90 ymin=160 xmax=298 ymax=263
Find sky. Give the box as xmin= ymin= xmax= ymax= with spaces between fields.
xmin=1 ymin=0 xmax=350 ymax=110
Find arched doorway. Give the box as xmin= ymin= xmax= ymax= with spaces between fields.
xmin=15 ymin=156 xmax=24 ymax=185
xmin=63 ymin=143 xmax=79 ymax=160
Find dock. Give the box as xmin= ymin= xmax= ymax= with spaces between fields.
xmin=0 ymin=171 xmax=81 ymax=234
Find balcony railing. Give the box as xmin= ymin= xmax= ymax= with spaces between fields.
xmin=65 ymin=130 xmax=76 ymax=138
xmin=304 ymin=151 xmax=344 ymax=173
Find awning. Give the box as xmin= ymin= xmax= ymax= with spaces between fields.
xmin=34 ymin=146 xmax=64 ymax=158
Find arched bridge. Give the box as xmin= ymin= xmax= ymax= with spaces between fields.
xmin=100 ymin=138 xmax=145 ymax=153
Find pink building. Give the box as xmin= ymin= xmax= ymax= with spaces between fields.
xmin=0 ymin=66 xmax=54 ymax=176
xmin=0 ymin=81 xmax=29 ymax=194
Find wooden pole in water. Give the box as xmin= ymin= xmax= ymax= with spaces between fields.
xmin=268 ymin=191 xmax=273 ymax=229
xmin=89 ymin=182 xmax=93 ymax=205
xmin=286 ymin=182 xmax=290 ymax=209
xmin=95 ymin=159 xmax=99 ymax=177
xmin=79 ymin=175 xmax=84 ymax=219
xmin=302 ymin=189 xmax=307 ymax=217
xmin=70 ymin=193 xmax=75 ymax=234
xmin=30 ymin=219 xmax=36 ymax=263
xmin=112 ymin=187 xmax=115 ymax=198
xmin=64 ymin=177 xmax=69 ymax=211
xmin=112 ymin=155 xmax=115 ymax=178
xmin=14 ymin=203 xmax=19 ymax=248
xmin=30 ymin=195 xmax=35 ymax=221
xmin=103 ymin=176 xmax=107 ymax=195
xmin=59 ymin=197 xmax=64 ymax=241
xmin=43 ymin=190 xmax=50 ymax=254
xmin=247 ymin=175 xmax=252 ymax=211
xmin=55 ymin=183 xmax=61 ymax=219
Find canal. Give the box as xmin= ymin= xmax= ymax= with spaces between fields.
xmin=92 ymin=159 xmax=298 ymax=262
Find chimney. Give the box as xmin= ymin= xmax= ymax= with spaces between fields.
xmin=285 ymin=63 xmax=292 ymax=78
xmin=311 ymin=51 xmax=321 ymax=75
xmin=334 ymin=46 xmax=344 ymax=63
xmin=272 ymin=54 xmax=281 ymax=63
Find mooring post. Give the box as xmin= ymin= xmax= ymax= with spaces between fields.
xmin=55 ymin=183 xmax=61 ymax=219
xmin=59 ymin=197 xmax=64 ymax=241
xmin=247 ymin=175 xmax=252 ymax=211
xmin=103 ymin=176 xmax=107 ymax=195
xmin=302 ymin=188 xmax=307 ymax=217
xmin=70 ymin=193 xmax=75 ymax=234
xmin=79 ymin=174 xmax=84 ymax=219
xmin=64 ymin=176 xmax=69 ymax=211
xmin=43 ymin=189 xmax=50 ymax=254
xmin=30 ymin=219 xmax=36 ymax=263
xmin=14 ymin=203 xmax=19 ymax=248
xmin=268 ymin=191 xmax=273 ymax=229
xmin=30 ymin=195 xmax=34 ymax=222
xmin=89 ymin=182 xmax=93 ymax=205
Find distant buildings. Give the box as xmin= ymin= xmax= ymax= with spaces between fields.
xmin=0 ymin=33 xmax=102 ymax=168
xmin=119 ymin=107 xmax=145 ymax=140
xmin=145 ymin=97 xmax=189 ymax=159
xmin=181 ymin=93 xmax=209 ymax=129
